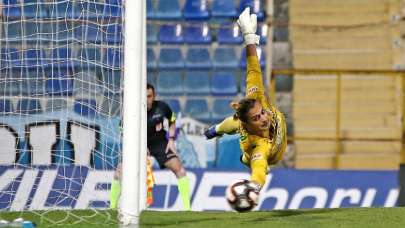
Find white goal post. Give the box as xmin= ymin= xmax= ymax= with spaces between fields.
xmin=120 ymin=0 xmax=147 ymax=225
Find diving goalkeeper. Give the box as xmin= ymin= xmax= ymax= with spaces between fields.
xmin=205 ymin=7 xmax=287 ymax=197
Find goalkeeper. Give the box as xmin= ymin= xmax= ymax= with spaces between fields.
xmin=205 ymin=7 xmax=287 ymax=196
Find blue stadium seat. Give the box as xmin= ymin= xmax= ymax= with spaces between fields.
xmin=183 ymin=0 xmax=209 ymax=20
xmin=0 ymin=99 xmax=13 ymax=114
xmin=184 ymin=23 xmax=212 ymax=44
xmin=74 ymin=99 xmax=97 ymax=118
xmin=2 ymin=0 xmax=21 ymax=19
xmin=103 ymin=48 xmax=122 ymax=70
xmin=158 ymin=48 xmax=184 ymax=69
xmin=22 ymin=49 xmax=47 ymax=69
xmin=217 ymin=23 xmax=243 ymax=44
xmin=211 ymin=0 xmax=237 ymax=18
xmin=76 ymin=0 xmax=104 ymax=20
xmin=0 ymin=76 xmax=20 ymax=95
xmin=161 ymin=99 xmax=181 ymax=114
xmin=184 ymin=99 xmax=211 ymax=123
xmin=2 ymin=21 xmax=23 ymax=42
xmin=102 ymin=70 xmax=122 ymax=94
xmin=147 ymin=23 xmax=159 ymax=44
xmin=147 ymin=71 xmax=156 ymax=86
xmin=74 ymin=24 xmax=103 ymax=44
xmin=146 ymin=0 xmax=155 ymax=19
xmin=103 ymin=0 xmax=122 ymax=19
xmin=22 ymin=0 xmax=47 ymax=19
xmin=158 ymin=24 xmax=184 ymax=44
xmin=16 ymin=99 xmax=42 ymax=114
xmin=212 ymin=98 xmax=234 ymax=122
xmin=51 ymin=48 xmax=73 ymax=69
xmin=156 ymin=71 xmax=183 ymax=95
xmin=0 ymin=48 xmax=21 ymax=68
xmin=104 ymin=24 xmax=122 ymax=44
xmin=240 ymin=46 xmax=266 ymax=68
xmin=211 ymin=71 xmax=238 ymax=96
xmin=46 ymin=77 xmax=74 ymax=96
xmin=24 ymin=21 xmax=49 ymax=43
xmin=49 ymin=0 xmax=79 ymax=19
xmin=147 ymin=48 xmax=157 ymax=70
xmin=185 ymin=48 xmax=211 ymax=69
xmin=184 ymin=70 xmax=210 ymax=95
xmin=50 ymin=21 xmax=75 ymax=42
xmin=77 ymin=47 xmax=102 ymax=69
xmin=22 ymin=77 xmax=45 ymax=96
xmin=155 ymin=0 xmax=182 ymax=20
xmin=239 ymin=0 xmax=264 ymax=21
xmin=213 ymin=47 xmax=238 ymax=69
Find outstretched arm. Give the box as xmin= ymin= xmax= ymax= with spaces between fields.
xmin=204 ymin=116 xmax=239 ymax=139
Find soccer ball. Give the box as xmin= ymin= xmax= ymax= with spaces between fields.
xmin=226 ymin=179 xmax=259 ymax=212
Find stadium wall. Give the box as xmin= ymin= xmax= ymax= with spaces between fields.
xmin=0 ymin=167 xmax=398 ymax=211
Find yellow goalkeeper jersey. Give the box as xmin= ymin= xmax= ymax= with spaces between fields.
xmin=215 ymin=54 xmax=287 ymax=187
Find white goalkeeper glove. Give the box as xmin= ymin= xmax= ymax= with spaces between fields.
xmin=237 ymin=7 xmax=260 ymax=46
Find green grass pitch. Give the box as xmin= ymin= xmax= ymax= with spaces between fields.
xmin=1 ymin=207 xmax=405 ymax=227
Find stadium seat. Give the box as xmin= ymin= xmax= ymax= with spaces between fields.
xmin=154 ymin=0 xmax=182 ymax=20
xmin=158 ymin=48 xmax=184 ymax=69
xmin=239 ymin=0 xmax=264 ymax=21
xmin=211 ymin=0 xmax=237 ymax=18
xmin=24 ymin=21 xmax=49 ymax=43
xmin=45 ymin=99 xmax=68 ymax=112
xmin=16 ymin=98 xmax=42 ymax=114
xmin=156 ymin=71 xmax=183 ymax=95
xmin=22 ymin=0 xmax=47 ymax=19
xmin=74 ymin=71 xmax=102 ymax=98
xmin=0 ymin=99 xmax=13 ymax=114
xmin=185 ymin=48 xmax=212 ymax=69
xmin=46 ymin=77 xmax=74 ymax=96
xmin=48 ymin=0 xmax=79 ymax=19
xmin=22 ymin=49 xmax=47 ymax=69
xmin=21 ymin=69 xmax=45 ymax=96
xmin=158 ymin=24 xmax=184 ymax=44
xmin=146 ymin=0 xmax=155 ymax=19
xmin=2 ymin=21 xmax=23 ymax=42
xmin=161 ymin=98 xmax=181 ymax=114
xmin=50 ymin=21 xmax=75 ymax=43
xmin=2 ymin=0 xmax=21 ymax=20
xmin=77 ymin=0 xmax=104 ymax=20
xmin=147 ymin=71 xmax=156 ymax=86
xmin=104 ymin=24 xmax=122 ymax=44
xmin=100 ymin=95 xmax=121 ymax=117
xmin=212 ymin=98 xmax=234 ymax=122
xmin=240 ymin=46 xmax=266 ymax=69
xmin=183 ymin=0 xmax=209 ymax=20
xmin=147 ymin=48 xmax=157 ymax=70
xmin=50 ymin=48 xmax=74 ymax=70
xmin=275 ymin=74 xmax=293 ymax=92
xmin=184 ymin=23 xmax=212 ymax=44
xmin=103 ymin=0 xmax=122 ymax=19
xmin=0 ymin=48 xmax=21 ymax=68
xmin=147 ymin=23 xmax=159 ymax=44
xmin=74 ymin=24 xmax=103 ymax=44
xmin=74 ymin=99 xmax=97 ymax=118
xmin=103 ymin=48 xmax=122 ymax=70
xmin=184 ymin=70 xmax=210 ymax=95
xmin=213 ymin=47 xmax=239 ymax=69
xmin=183 ymin=99 xmax=211 ymax=123
xmin=211 ymin=71 xmax=238 ymax=96
xmin=217 ymin=23 xmax=243 ymax=44
xmin=0 ymin=77 xmax=20 ymax=96
xmin=77 ymin=47 xmax=102 ymax=70
xmin=102 ymin=70 xmax=122 ymax=94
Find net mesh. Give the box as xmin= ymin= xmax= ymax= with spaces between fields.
xmin=0 ymin=0 xmax=123 ymax=225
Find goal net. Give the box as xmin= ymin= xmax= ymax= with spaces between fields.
xmin=0 ymin=0 xmax=140 ymax=226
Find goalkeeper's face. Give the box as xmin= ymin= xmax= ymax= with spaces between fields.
xmin=247 ymin=101 xmax=271 ymax=132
